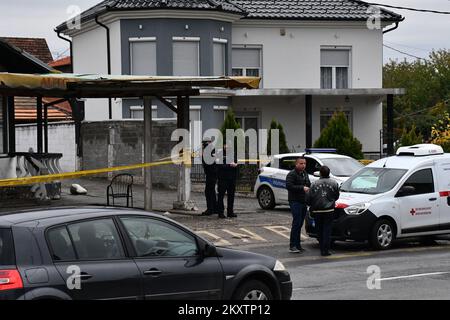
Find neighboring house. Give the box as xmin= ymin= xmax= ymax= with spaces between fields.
xmin=0 ymin=37 xmax=54 ymax=64
xmin=55 ymin=0 xmax=404 ymax=156
xmin=49 ymin=56 xmax=72 ymax=73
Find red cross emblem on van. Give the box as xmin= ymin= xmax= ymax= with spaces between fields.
xmin=410 ymin=208 xmax=416 ymax=216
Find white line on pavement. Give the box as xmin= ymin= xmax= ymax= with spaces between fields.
xmin=380 ymin=272 xmax=450 ymax=281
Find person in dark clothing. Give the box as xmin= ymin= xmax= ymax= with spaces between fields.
xmin=307 ymin=166 xmax=340 ymax=256
xmin=217 ymin=144 xmax=238 ymax=219
xmin=201 ymin=138 xmax=218 ymax=216
xmin=286 ymin=157 xmax=311 ymax=253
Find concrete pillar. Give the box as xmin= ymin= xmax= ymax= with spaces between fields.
xmin=386 ymin=94 xmax=394 ymax=156
xmin=305 ymin=95 xmax=313 ymax=149
xmin=173 ymin=96 xmax=197 ymax=211
xmin=144 ymin=96 xmax=153 ymax=211
xmin=37 ymin=97 xmax=43 ymax=154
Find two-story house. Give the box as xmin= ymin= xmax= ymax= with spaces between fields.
xmin=55 ymin=0 xmax=404 ymax=157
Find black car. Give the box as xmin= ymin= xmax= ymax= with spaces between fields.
xmin=0 ymin=207 xmax=292 ymax=300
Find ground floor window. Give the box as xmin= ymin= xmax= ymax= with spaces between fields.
xmin=129 ymin=106 xmax=158 ymax=119
xmin=320 ymin=109 xmax=352 ymax=132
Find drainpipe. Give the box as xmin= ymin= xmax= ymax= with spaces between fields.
xmin=55 ymin=30 xmax=73 ymax=73
xmin=95 ymin=15 xmax=113 ymax=120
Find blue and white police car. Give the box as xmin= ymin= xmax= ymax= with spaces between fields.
xmin=254 ymin=150 xmax=364 ymax=210
xmin=306 ymin=144 xmax=450 ymax=250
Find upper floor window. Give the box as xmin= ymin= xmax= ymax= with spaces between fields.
xmin=232 ymin=47 xmax=262 ymax=78
xmin=213 ymin=38 xmax=227 ymax=76
xmin=173 ymin=37 xmax=200 ymax=76
xmin=320 ymin=48 xmax=350 ymax=89
xmin=130 ymin=37 xmax=157 ymax=76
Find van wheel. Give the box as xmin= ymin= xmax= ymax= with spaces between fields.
xmin=370 ymin=219 xmax=395 ymax=250
xmin=232 ymin=280 xmax=273 ymax=300
xmin=257 ymin=186 xmax=276 ymax=210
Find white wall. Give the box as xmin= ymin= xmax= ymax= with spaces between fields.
xmin=232 ymin=95 xmax=382 ymax=154
xmin=15 ymin=123 xmax=77 ymax=172
xmin=72 ymin=21 xmax=122 ymax=120
xmin=232 ymin=23 xmax=383 ymax=89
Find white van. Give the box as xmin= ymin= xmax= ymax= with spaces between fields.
xmin=305 ymin=144 xmax=450 ymax=250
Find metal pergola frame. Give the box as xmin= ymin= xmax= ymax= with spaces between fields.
xmin=0 ymin=73 xmax=260 ymax=211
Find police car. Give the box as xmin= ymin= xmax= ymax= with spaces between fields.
xmin=254 ymin=150 xmax=364 ymax=209
xmin=306 ymin=144 xmax=450 ymax=250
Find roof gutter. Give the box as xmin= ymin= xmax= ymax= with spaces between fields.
xmin=95 ymin=15 xmax=112 ymax=119
xmin=383 ymin=17 xmax=404 ymax=34
xmin=55 ymin=31 xmax=73 ymax=73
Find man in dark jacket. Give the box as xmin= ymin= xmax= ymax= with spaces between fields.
xmin=286 ymin=157 xmax=311 ymax=253
xmin=201 ymin=138 xmax=218 ymax=216
xmin=307 ymin=166 xmax=340 ymax=256
xmin=217 ymin=144 xmax=238 ymax=219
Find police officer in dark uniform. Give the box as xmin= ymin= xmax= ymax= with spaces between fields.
xmin=201 ymin=137 xmax=218 ymax=216
xmin=217 ymin=144 xmax=238 ymax=219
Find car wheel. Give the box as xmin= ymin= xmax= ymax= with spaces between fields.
xmin=233 ymin=280 xmax=273 ymax=300
xmin=370 ymin=219 xmax=395 ymax=250
xmin=257 ymin=186 xmax=276 ymax=210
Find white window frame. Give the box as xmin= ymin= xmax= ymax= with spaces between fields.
xmin=172 ymin=37 xmax=200 ymax=76
xmin=129 ymin=37 xmax=157 ymax=76
xmin=213 ymin=38 xmax=228 ymax=76
xmin=320 ymin=46 xmax=352 ymax=89
xmin=214 ymin=106 xmax=229 ymax=120
xmin=231 ymin=44 xmax=263 ymax=86
xmin=129 ymin=105 xmax=157 ymax=119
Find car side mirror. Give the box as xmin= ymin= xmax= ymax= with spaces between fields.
xmin=396 ymin=186 xmax=416 ymax=197
xmin=313 ymin=171 xmax=320 ymax=178
xmin=202 ymin=243 xmax=218 ymax=258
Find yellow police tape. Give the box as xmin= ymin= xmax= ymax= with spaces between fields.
xmin=0 ymin=153 xmax=263 ymax=188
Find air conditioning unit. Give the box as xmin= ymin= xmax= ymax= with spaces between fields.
xmin=396 ymin=144 xmax=444 ymax=156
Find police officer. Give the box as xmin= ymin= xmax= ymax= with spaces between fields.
xmin=201 ymin=137 xmax=218 ymax=216
xmin=217 ymin=144 xmax=238 ymax=219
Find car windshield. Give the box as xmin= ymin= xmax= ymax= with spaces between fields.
xmin=0 ymin=228 xmax=15 ymax=266
xmin=320 ymin=158 xmax=364 ymax=177
xmin=340 ymin=167 xmax=407 ymax=195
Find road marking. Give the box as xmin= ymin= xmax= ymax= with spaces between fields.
xmin=380 ymin=272 xmax=450 ymax=282
xmin=263 ymin=225 xmax=308 ymax=240
xmin=196 ymin=231 xmax=232 ymax=246
xmin=221 ymin=228 xmax=267 ymax=243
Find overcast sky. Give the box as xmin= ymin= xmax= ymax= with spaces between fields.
xmin=0 ymin=0 xmax=448 ymax=63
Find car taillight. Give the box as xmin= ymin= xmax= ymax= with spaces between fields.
xmin=0 ymin=270 xmax=23 ymax=291
xmin=335 ymin=203 xmax=349 ymax=209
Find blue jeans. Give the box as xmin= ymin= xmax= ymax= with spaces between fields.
xmin=315 ymin=213 xmax=334 ymax=253
xmin=289 ymin=201 xmax=307 ymax=249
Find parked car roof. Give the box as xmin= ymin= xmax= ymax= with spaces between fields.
xmin=0 ymin=206 xmax=159 ymax=226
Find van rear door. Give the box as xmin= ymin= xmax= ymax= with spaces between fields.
xmin=437 ymin=161 xmax=450 ymax=230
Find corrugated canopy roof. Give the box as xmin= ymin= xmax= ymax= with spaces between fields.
xmin=0 ymin=73 xmax=261 ymax=98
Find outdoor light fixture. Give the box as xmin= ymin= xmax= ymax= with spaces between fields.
xmin=185 ymin=24 xmax=189 ymax=30
xmin=139 ymin=25 xmax=143 ymax=30
xmin=345 ymin=95 xmax=350 ymax=103
xmin=220 ymin=26 xmax=225 ymax=32
xmin=280 ymin=28 xmax=286 ymax=36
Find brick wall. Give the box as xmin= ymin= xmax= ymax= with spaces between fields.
xmin=81 ymin=120 xmax=178 ymax=189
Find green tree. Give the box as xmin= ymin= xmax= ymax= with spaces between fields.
xmin=267 ymin=119 xmax=290 ymax=155
xmin=383 ymin=49 xmax=450 ymax=140
xmin=277 ymin=123 xmax=290 ymax=154
xmin=396 ymin=125 xmax=423 ymax=150
xmin=220 ymin=109 xmax=241 ymax=145
xmin=314 ymin=111 xmax=364 ymax=159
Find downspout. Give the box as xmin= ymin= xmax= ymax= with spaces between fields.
xmin=55 ymin=30 xmax=73 ymax=73
xmin=95 ymin=15 xmax=112 ymax=120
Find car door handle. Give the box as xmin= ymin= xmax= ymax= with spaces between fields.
xmin=429 ymin=198 xmax=437 ymax=201
xmin=143 ymin=268 xmax=162 ymax=276
xmin=77 ymin=272 xmax=93 ymax=280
